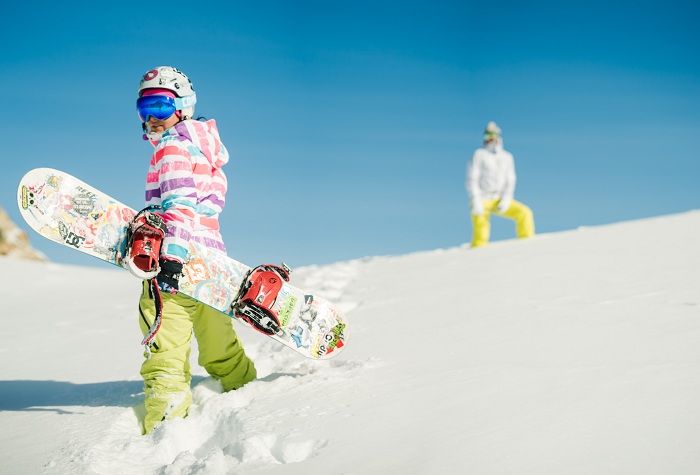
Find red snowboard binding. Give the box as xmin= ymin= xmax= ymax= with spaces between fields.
xmin=232 ymin=263 xmax=291 ymax=336
xmin=123 ymin=207 xmax=167 ymax=280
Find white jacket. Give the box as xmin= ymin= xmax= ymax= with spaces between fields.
xmin=466 ymin=144 xmax=516 ymax=203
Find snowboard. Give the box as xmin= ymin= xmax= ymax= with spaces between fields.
xmin=17 ymin=168 xmax=347 ymax=360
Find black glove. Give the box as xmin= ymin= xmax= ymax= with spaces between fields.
xmin=157 ymin=259 xmax=183 ymax=292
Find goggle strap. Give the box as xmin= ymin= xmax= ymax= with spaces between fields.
xmin=175 ymin=93 xmax=196 ymax=109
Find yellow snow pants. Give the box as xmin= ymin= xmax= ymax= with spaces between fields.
xmin=138 ymin=281 xmax=256 ymax=434
xmin=471 ymin=199 xmax=535 ymax=248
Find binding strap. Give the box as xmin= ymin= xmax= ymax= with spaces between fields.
xmin=141 ymin=278 xmax=164 ymax=358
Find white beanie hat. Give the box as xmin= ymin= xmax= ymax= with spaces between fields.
xmin=485 ymin=121 xmax=501 ymax=135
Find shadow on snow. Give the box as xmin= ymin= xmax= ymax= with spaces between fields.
xmin=0 ymin=376 xmax=208 ymax=412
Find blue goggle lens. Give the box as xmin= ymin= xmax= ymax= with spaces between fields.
xmin=137 ymin=95 xmax=177 ymax=121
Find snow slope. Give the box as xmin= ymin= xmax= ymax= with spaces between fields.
xmin=1 ymin=211 xmax=699 ymax=474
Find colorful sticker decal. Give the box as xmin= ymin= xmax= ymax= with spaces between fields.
xmin=277 ymin=293 xmax=298 ymax=327
xmin=298 ymin=294 xmax=318 ymax=324
xmin=20 ymin=186 xmax=33 ymax=209
xmin=72 ymin=193 xmax=95 ymax=216
xmin=183 ymin=259 xmax=212 ymax=284
xmin=289 ymin=320 xmax=313 ymax=348
xmin=46 ymin=174 xmax=61 ymax=190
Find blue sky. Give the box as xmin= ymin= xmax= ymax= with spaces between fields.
xmin=2 ymin=1 xmax=698 ymax=269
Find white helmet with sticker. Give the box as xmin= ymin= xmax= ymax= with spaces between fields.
xmin=138 ymin=66 xmax=197 ymax=119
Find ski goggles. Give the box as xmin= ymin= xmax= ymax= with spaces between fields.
xmin=483 ymin=132 xmax=500 ymax=142
xmin=136 ymin=94 xmax=196 ymax=121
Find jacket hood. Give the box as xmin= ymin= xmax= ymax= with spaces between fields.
xmin=150 ymin=119 xmax=229 ymax=169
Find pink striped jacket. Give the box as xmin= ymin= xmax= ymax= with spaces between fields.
xmin=145 ymin=119 xmax=229 ymax=262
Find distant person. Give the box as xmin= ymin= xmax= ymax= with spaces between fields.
xmin=134 ymin=66 xmax=256 ymax=434
xmin=466 ymin=121 xmax=535 ymax=247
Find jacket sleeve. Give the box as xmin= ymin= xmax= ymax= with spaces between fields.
xmin=151 ymin=142 xmax=197 ymax=262
xmin=466 ymin=151 xmax=482 ymax=203
xmin=500 ymin=152 xmax=517 ymax=201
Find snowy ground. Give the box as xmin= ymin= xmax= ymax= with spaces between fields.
xmin=1 ymin=211 xmax=699 ymax=474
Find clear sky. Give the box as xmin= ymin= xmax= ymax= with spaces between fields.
xmin=2 ymin=1 xmax=698 ymax=269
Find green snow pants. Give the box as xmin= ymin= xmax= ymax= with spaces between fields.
xmin=138 ymin=281 xmax=256 ymax=434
